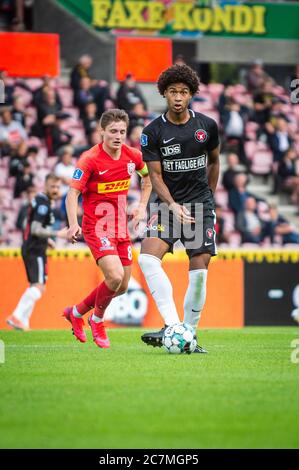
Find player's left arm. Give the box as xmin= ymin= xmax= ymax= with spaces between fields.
xmin=132 ymin=154 xmax=152 ymax=223
xmin=137 ymin=164 xmax=152 ymax=214
xmin=207 ymin=145 xmax=220 ymax=194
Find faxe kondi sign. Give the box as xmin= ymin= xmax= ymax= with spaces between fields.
xmin=54 ymin=0 xmax=299 ymax=40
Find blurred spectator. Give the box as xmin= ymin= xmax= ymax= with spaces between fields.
xmin=36 ymin=88 xmax=62 ymax=127
xmin=252 ymin=79 xmax=275 ymax=133
xmin=215 ymin=205 xmax=229 ymax=244
xmin=91 ymin=81 xmax=112 ymax=118
xmin=33 ymin=76 xmax=62 ymax=111
xmin=88 ymin=129 xmax=102 ymax=147
xmin=228 ymin=172 xmax=255 ymax=216
xmin=74 ymin=77 xmax=94 ymax=119
xmin=267 ymin=116 xmax=293 ymax=163
xmin=174 ymin=54 xmax=186 ymax=66
xmin=116 ymin=73 xmax=147 ymax=113
xmin=54 ymin=146 xmax=76 ymax=197
xmin=43 ymin=116 xmax=72 ymax=156
xmin=245 ymin=59 xmax=273 ymax=93
xmin=268 ymin=98 xmax=288 ymax=124
xmin=128 ymin=102 xmax=148 ymax=134
xmin=70 ymin=55 xmax=93 ymax=94
xmin=0 ymin=71 xmax=14 ymax=107
xmin=222 ymin=100 xmax=250 ymax=168
xmin=12 ymin=95 xmax=27 ymax=128
xmin=265 ymin=204 xmax=299 ymax=245
xmin=54 ymin=146 xmax=76 ymax=218
xmin=218 ymin=80 xmax=233 ymax=124
xmin=236 ymin=197 xmax=264 ymax=244
xmin=0 ymin=107 xmax=27 ymax=156
xmin=128 ymin=125 xmax=143 ymax=150
xmin=278 ymin=148 xmax=299 ymax=204
xmin=14 ymin=161 xmax=34 ymax=198
xmin=9 ymin=141 xmax=28 ymax=177
xmin=16 ymin=185 xmax=37 ymax=231
xmin=222 ymin=153 xmax=245 ymax=191
xmin=83 ymin=102 xmax=98 ymax=144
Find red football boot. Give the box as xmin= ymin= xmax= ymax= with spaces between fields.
xmin=63 ymin=307 xmax=87 ymax=343
xmin=88 ymin=316 xmax=110 ymax=348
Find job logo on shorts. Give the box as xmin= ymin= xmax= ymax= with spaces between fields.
xmin=72 ymin=168 xmax=84 ymax=180
xmin=206 ymin=228 xmax=213 ymax=239
xmin=195 ymin=129 xmax=208 ymax=143
xmin=127 ymin=162 xmax=135 ymax=176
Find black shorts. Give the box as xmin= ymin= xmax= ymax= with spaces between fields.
xmin=21 ymin=248 xmax=48 ymax=284
xmin=144 ymin=200 xmax=217 ymax=259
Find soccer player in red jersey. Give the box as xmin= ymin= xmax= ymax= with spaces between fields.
xmin=63 ymin=109 xmax=151 ymax=348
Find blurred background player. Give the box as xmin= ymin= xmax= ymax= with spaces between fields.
xmin=6 ymin=174 xmax=68 ymax=330
xmin=64 ymin=109 xmax=151 ymax=348
xmin=138 ymin=64 xmax=220 ymax=353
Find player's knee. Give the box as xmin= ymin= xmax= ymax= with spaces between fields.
xmin=138 ymin=253 xmax=161 ymax=274
xmin=105 ymin=271 xmax=124 ymax=291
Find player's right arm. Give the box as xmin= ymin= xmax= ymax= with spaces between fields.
xmin=141 ymin=128 xmax=194 ymax=224
xmin=66 ymin=153 xmax=93 ymax=243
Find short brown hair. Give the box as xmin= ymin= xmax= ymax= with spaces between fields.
xmin=100 ymin=108 xmax=129 ymax=129
xmin=46 ymin=173 xmax=60 ymax=183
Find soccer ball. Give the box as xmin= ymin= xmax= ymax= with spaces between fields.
xmin=162 ymin=323 xmax=197 ymax=354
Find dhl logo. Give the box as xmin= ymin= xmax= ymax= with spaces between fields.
xmin=98 ymin=179 xmax=130 ymax=193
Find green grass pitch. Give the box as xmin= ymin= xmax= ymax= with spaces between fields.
xmin=0 ymin=327 xmax=299 ymax=449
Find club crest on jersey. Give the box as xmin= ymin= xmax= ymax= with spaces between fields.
xmin=127 ymin=162 xmax=136 ymax=175
xmin=206 ymin=228 xmax=213 ymax=239
xmin=100 ymin=237 xmax=111 ymax=247
xmin=195 ymin=129 xmax=208 ymax=143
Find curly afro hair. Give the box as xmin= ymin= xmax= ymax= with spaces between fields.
xmin=157 ymin=64 xmax=200 ymax=96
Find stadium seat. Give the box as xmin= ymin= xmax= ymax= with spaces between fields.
xmin=25 ymin=78 xmax=44 ymax=91
xmin=228 ymin=231 xmax=241 ymax=247
xmin=215 ymin=189 xmax=228 ymax=208
xmin=58 ymin=87 xmax=74 ymax=108
xmin=250 ymin=149 xmax=273 ymax=175
xmin=207 ymin=83 xmax=224 ymax=102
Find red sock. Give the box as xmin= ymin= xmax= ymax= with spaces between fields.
xmin=94 ymin=281 xmax=116 ymax=319
xmin=76 ymin=287 xmax=98 ymax=315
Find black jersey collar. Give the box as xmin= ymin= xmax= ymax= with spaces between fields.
xmin=161 ymin=108 xmax=195 ymax=123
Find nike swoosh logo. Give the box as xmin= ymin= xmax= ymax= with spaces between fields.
xmin=204 ymin=242 xmax=213 ymax=246
xmin=99 ymin=170 xmax=108 ymax=175
xmin=163 ymin=138 xmax=175 ymax=144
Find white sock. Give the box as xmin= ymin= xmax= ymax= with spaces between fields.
xmin=91 ymin=313 xmax=103 ymax=323
xmin=72 ymin=305 xmax=82 ymax=318
xmin=183 ymin=269 xmax=207 ymax=329
xmin=138 ymin=254 xmax=180 ymax=326
xmin=13 ymin=286 xmax=42 ymax=327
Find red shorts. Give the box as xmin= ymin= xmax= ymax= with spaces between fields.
xmin=83 ymin=229 xmax=133 ymax=266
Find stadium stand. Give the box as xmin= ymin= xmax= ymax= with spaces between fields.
xmin=0 ymin=50 xmax=299 ymax=248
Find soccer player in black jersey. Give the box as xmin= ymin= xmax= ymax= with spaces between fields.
xmin=138 ymin=64 xmax=220 ymax=353
xmin=6 ymin=174 xmax=67 ymax=331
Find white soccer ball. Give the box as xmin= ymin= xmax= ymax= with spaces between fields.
xmin=162 ymin=323 xmax=197 ymax=354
